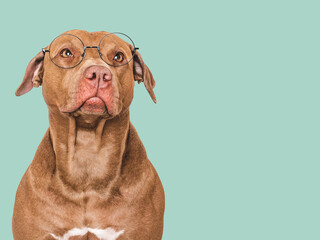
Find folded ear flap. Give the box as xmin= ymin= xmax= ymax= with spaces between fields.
xmin=131 ymin=46 xmax=157 ymax=103
xmin=15 ymin=51 xmax=44 ymax=96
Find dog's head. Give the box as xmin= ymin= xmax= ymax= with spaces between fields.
xmin=16 ymin=30 xmax=156 ymax=119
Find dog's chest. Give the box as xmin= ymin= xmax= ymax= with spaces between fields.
xmin=50 ymin=227 xmax=124 ymax=240
xmin=46 ymin=191 xmax=129 ymax=240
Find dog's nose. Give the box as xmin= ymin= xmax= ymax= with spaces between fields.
xmin=84 ymin=65 xmax=112 ymax=88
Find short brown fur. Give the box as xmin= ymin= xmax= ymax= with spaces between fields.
xmin=12 ymin=30 xmax=165 ymax=240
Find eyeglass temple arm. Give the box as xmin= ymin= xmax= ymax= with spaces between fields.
xmin=132 ymin=47 xmax=139 ymax=54
xmin=42 ymin=48 xmax=49 ymax=54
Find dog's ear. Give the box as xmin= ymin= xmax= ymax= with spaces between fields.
xmin=130 ymin=46 xmax=156 ymax=103
xmin=15 ymin=51 xmax=44 ymax=96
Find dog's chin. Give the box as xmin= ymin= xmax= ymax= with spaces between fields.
xmin=70 ymin=106 xmax=111 ymax=128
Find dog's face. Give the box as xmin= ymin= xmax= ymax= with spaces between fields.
xmin=16 ymin=30 xmax=156 ymax=120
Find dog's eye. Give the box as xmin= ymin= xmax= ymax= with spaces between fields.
xmin=60 ymin=49 xmax=73 ymax=58
xmin=113 ymin=52 xmax=124 ymax=62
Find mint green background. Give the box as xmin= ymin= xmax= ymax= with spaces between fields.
xmin=1 ymin=0 xmax=319 ymax=239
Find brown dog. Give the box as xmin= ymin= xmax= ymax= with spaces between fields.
xmin=12 ymin=30 xmax=165 ymax=240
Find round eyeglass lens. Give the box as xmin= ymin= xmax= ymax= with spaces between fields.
xmin=99 ymin=33 xmax=135 ymax=67
xmin=49 ymin=34 xmax=85 ymax=69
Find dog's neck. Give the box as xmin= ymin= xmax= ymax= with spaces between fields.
xmin=48 ymin=109 xmax=130 ymax=191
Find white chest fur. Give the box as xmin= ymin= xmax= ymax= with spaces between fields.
xmin=50 ymin=227 xmax=124 ymax=240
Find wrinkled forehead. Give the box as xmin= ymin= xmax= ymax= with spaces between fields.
xmin=55 ymin=30 xmax=131 ymax=47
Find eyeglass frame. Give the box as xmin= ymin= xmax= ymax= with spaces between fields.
xmin=42 ymin=32 xmax=139 ymax=69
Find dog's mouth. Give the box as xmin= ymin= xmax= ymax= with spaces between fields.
xmin=61 ymin=96 xmax=110 ymax=116
xmin=79 ymin=97 xmax=108 ymax=115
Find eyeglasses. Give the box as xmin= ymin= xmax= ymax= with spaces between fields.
xmin=42 ymin=32 xmax=138 ymax=69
